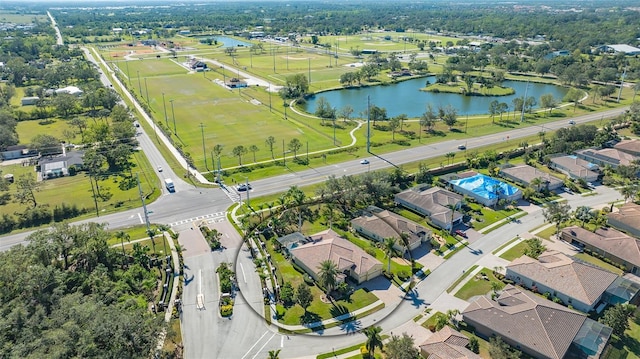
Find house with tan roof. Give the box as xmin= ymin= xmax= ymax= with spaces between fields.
xmin=462 ymin=285 xmax=612 ymax=359
xmin=548 ymin=155 xmax=599 ymax=182
xmin=394 ymin=185 xmax=463 ymax=231
xmin=419 ymin=326 xmax=481 ymax=359
xmin=575 ymin=148 xmax=639 ymax=170
xmin=351 ymin=206 xmax=431 ymax=254
xmin=506 ymin=251 xmax=639 ymax=313
xmin=560 ymin=225 xmax=640 ymax=275
xmin=608 ymin=202 xmax=640 ymax=238
xmin=614 ymin=139 xmax=640 ymax=157
xmin=290 ymin=229 xmax=382 ymax=284
xmin=499 ymin=164 xmax=563 ymax=191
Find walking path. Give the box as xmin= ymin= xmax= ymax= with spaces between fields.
xmin=155 ymin=232 xmax=182 ymax=352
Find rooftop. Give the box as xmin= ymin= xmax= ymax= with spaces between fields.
xmin=500 ymin=164 xmax=563 ymax=187
xmin=614 ymin=139 xmax=640 ymax=155
xmin=607 ymin=202 xmax=640 ymax=233
xmin=575 ymin=148 xmax=638 ymax=167
xmin=449 ymin=173 xmax=519 ymax=200
xmin=351 ymin=206 xmax=431 ymax=248
xmin=419 ymin=326 xmax=480 ymax=359
xmin=561 ymin=225 xmax=640 ymax=268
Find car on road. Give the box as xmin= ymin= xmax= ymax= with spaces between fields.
xmin=568 ymin=120 xmax=576 ymax=125
xmin=457 ymin=144 xmax=466 ymax=150
xmin=360 ymin=159 xmax=370 ymax=165
xmin=157 ymin=166 xmax=163 ymax=172
xmin=237 ymin=183 xmax=252 ymax=191
xmin=455 ymin=229 xmax=468 ymax=238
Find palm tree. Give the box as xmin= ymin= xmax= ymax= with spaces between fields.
xmin=267 ymin=349 xmax=281 ymax=359
xmin=317 ymin=259 xmax=339 ymax=296
xmin=530 ymin=177 xmax=543 ymax=192
xmin=157 ymin=224 xmax=170 ymax=254
xmin=382 ymin=237 xmax=397 ymax=272
xmin=115 ymin=230 xmax=131 ymax=265
xmin=364 ymin=326 xmax=383 ymax=357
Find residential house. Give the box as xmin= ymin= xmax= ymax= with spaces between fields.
xmin=448 ymin=173 xmax=521 ymax=207
xmin=21 ymin=96 xmax=39 ymax=106
xmin=506 ymin=251 xmax=639 ymax=313
xmin=499 ymin=164 xmax=563 ymax=191
xmin=351 ymin=206 xmax=431 ymax=254
xmin=289 ymin=229 xmax=382 ymax=284
xmin=1 ymin=145 xmax=30 ymax=160
xmin=608 ymin=202 xmax=640 ymax=238
xmin=55 ymin=85 xmax=83 ymax=96
xmin=394 ymin=185 xmax=463 ymax=231
xmin=275 ymin=232 xmax=308 ymax=255
xmin=226 ymin=78 xmax=248 ymax=88
xmin=419 ymin=326 xmax=481 ymax=359
xmin=575 ymin=148 xmax=638 ymax=170
xmin=595 ymin=44 xmax=640 ymax=56
xmin=38 ymin=151 xmax=84 ymax=179
xmin=560 ymin=226 xmax=640 ymax=275
xmin=462 ymin=285 xmax=612 ymax=359
xmin=549 ymin=155 xmax=599 ymax=182
xmin=614 ymin=139 xmax=640 ymax=157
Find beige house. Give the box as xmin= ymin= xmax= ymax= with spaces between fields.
xmin=548 ymin=155 xmax=599 ymax=182
xmin=462 ymin=285 xmax=611 ymax=359
xmin=419 ymin=326 xmax=481 ymax=359
xmin=499 ymin=164 xmax=563 ymax=191
xmin=560 ymin=226 xmax=640 ymax=275
xmin=614 ymin=139 xmax=640 ymax=157
xmin=290 ymin=229 xmax=382 ymax=284
xmin=575 ymin=148 xmax=638 ymax=169
xmin=395 ymin=185 xmax=463 ymax=231
xmin=607 ymin=202 xmax=640 ymax=238
xmin=351 ymin=206 xmax=431 ymax=254
xmin=506 ymin=251 xmax=619 ymax=313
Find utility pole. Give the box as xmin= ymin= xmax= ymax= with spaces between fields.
xmin=137 ymin=70 xmax=142 ymax=96
xmin=199 ymin=123 xmax=207 ymax=171
xmin=617 ymin=66 xmax=627 ymax=104
xmin=268 ymin=83 xmax=272 ymax=112
xmin=308 ymin=58 xmax=311 ymax=84
xmin=245 ymin=177 xmax=250 ymax=208
xmin=125 ymin=60 xmax=131 ymax=85
xmin=144 ymin=77 xmax=149 ymax=103
xmin=88 ymin=173 xmax=99 ymax=217
xmin=170 ymin=99 xmax=176 ymax=135
xmin=137 ymin=173 xmax=151 ymax=232
xmin=520 ymin=81 xmax=529 ymax=122
xmin=366 ymin=95 xmax=371 ymax=153
xmin=282 ymin=139 xmax=286 ymax=167
xmin=162 ymin=92 xmax=168 ymax=127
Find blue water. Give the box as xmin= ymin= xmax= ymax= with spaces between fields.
xmin=303 ymin=77 xmax=569 ymax=117
xmin=216 ymin=36 xmax=251 ymax=48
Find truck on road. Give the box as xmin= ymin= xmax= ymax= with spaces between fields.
xmin=164 ymin=178 xmax=175 ymax=192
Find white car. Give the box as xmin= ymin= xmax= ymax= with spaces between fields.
xmin=360 ymin=159 xmax=370 ymax=165
xmin=157 ymin=166 xmax=163 ymax=172
xmin=568 ymin=120 xmax=576 ymax=125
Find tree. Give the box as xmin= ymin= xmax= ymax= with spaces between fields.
xmin=600 ymin=303 xmax=636 ymax=337
xmin=563 ymin=88 xmax=583 ymax=112
xmin=442 ymin=105 xmax=458 ymax=130
xmin=295 ymin=283 xmax=312 ymax=313
xmin=543 ymin=201 xmax=571 ymax=235
xmin=338 ymin=105 xmax=354 ymax=123
xmin=279 ymin=73 xmax=309 ymax=99
xmin=31 ymin=134 xmax=60 ymax=155
xmin=232 ymin=145 xmax=247 ymax=165
xmin=317 ymin=259 xmax=339 ymax=296
xmin=52 ymin=93 xmax=78 ymax=118
xmin=14 ymin=173 xmax=39 ymax=208
xmin=364 ymin=325 xmax=383 ymax=358
xmin=382 ymin=237 xmax=397 ymax=272
xmin=369 ymin=105 xmax=387 ymax=126
xmin=489 ymin=336 xmax=521 ymax=359
xmin=385 ymin=333 xmax=419 ymax=359
xmin=279 ymin=281 xmax=294 ymax=306
xmin=573 ymin=206 xmax=594 ymax=227
xmin=389 ymin=116 xmax=401 ymax=140
xmin=267 ymin=349 xmax=281 ymax=359
xmin=420 ymin=104 xmax=438 ymax=133
xmin=435 ymin=313 xmax=450 ymax=331
xmin=265 ymin=136 xmax=276 ymax=159
xmin=249 ymin=144 xmax=259 ymax=162
xmin=115 ymin=230 xmax=131 ymax=263
xmin=523 ymin=238 xmax=546 ymax=259
xmin=489 ymin=100 xmax=499 ymax=123
xmin=314 ymin=96 xmax=335 ymax=122
xmin=468 ymin=336 xmax=480 ymax=354
xmin=287 ymin=138 xmax=302 ymax=158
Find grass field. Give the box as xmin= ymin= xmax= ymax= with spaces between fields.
xmin=16 ymin=117 xmax=82 ymax=145
xmin=499 ymin=241 xmax=529 ymax=261
xmin=454 ymin=268 xmax=505 ymax=300
xmin=0 ymin=12 xmax=48 ymax=24
xmin=573 ymin=253 xmax=624 ymax=275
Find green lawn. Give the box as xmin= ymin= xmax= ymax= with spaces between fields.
xmin=604 ymin=313 xmax=640 ymax=359
xmin=454 ymin=268 xmax=505 ymax=300
xmin=16 ymin=117 xmax=82 ymax=144
xmin=275 ymin=288 xmax=378 ymax=325
xmin=122 ymin=236 xmax=171 ymax=257
xmin=499 ymin=241 xmax=528 ymax=261
xmin=535 ymin=226 xmax=557 ymax=240
xmin=467 ymin=203 xmax=521 ymax=231
xmin=447 ymin=265 xmax=478 ymax=293
xmin=573 ymin=253 xmax=624 ymax=276
xmin=421 ymin=311 xmax=448 ymax=330
xmin=492 ymin=237 xmax=520 ymax=255
xmin=343 ymin=231 xmax=419 ymax=276
xmin=107 ymin=224 xmax=165 ymax=246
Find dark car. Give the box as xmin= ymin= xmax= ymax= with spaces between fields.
xmin=455 ymin=229 xmax=468 ymax=238
xmin=457 ymin=144 xmax=466 ymax=150
xmin=237 ymin=183 xmax=252 ymax=191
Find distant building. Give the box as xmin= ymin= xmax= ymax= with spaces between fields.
xmin=394 ymin=185 xmax=463 ymax=231
xmin=55 ymin=86 xmax=83 ymax=96
xmin=614 ymin=139 xmax=640 ymax=157
xmin=543 ymin=50 xmax=570 ymax=60
xmin=37 ymin=150 xmax=85 ymax=180
xmin=21 ymin=96 xmax=40 ymax=106
xmin=575 ymin=148 xmax=639 ymax=170
xmin=0 ymin=145 xmax=31 ymax=160
xmin=548 ymin=155 xmax=599 ymax=182
xmin=226 ymin=78 xmax=248 ymax=88
xmin=595 ymin=44 xmax=640 ymax=55
xmin=499 ymin=164 xmax=563 ymax=191
xmin=419 ymin=326 xmax=481 ymax=359
xmin=608 ymin=202 xmax=640 ymax=238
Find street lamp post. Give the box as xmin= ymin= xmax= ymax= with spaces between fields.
xmin=137 ymin=70 xmax=142 ymax=95
xmin=170 ymin=99 xmax=176 ymax=135
xmin=144 ymin=77 xmax=149 ymax=103
xmin=199 ymin=123 xmax=207 ymax=171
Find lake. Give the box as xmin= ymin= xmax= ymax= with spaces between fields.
xmin=302 ymin=76 xmax=569 ymax=117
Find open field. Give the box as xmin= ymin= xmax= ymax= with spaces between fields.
xmin=306 ymin=32 xmax=462 ymax=53
xmin=0 ymin=12 xmax=48 ymax=24
xmin=16 ymin=117 xmax=82 ymax=145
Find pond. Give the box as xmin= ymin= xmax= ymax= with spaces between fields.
xmin=216 ymin=36 xmax=251 ymax=48
xmin=302 ymin=76 xmax=569 ymax=117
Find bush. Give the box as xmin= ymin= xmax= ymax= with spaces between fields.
xmin=303 ymin=274 xmax=315 ymax=286
xmin=220 ymin=304 xmax=233 ymax=317
xmin=382 ymin=270 xmax=394 ymax=280
xmin=365 ymin=246 xmax=377 ymax=257
xmin=397 ymin=270 xmax=410 ymax=281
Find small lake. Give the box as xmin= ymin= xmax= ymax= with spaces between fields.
xmin=303 ymin=76 xmax=569 ymax=117
xmin=216 ymin=36 xmax=251 ymax=48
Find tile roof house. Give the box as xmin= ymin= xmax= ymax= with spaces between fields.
xmin=614 ymin=139 xmax=640 ymax=157
xmin=560 ymin=225 xmax=640 ymax=275
xmin=575 ymin=148 xmax=639 ymax=170
xmin=290 ymin=229 xmax=382 ymax=284
xmin=351 ymin=206 xmax=432 ymax=254
xmin=548 ymin=155 xmax=599 ymax=182
xmin=506 ymin=251 xmax=619 ymax=313
xmin=462 ymin=285 xmax=612 ymax=359
xmin=419 ymin=326 xmax=481 ymax=359
xmin=394 ymin=185 xmax=463 ymax=231
xmin=608 ymin=202 xmax=640 ymax=238
xmin=499 ymin=164 xmax=563 ymax=191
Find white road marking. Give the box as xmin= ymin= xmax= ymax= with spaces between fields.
xmin=240 ymin=331 xmax=270 ymax=359
xmin=280 ymin=335 xmax=284 ymax=348
xmin=138 ymin=213 xmax=143 ymax=224
xmin=251 ymin=332 xmax=277 ymax=359
xmin=240 ymin=263 xmax=247 ymax=283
